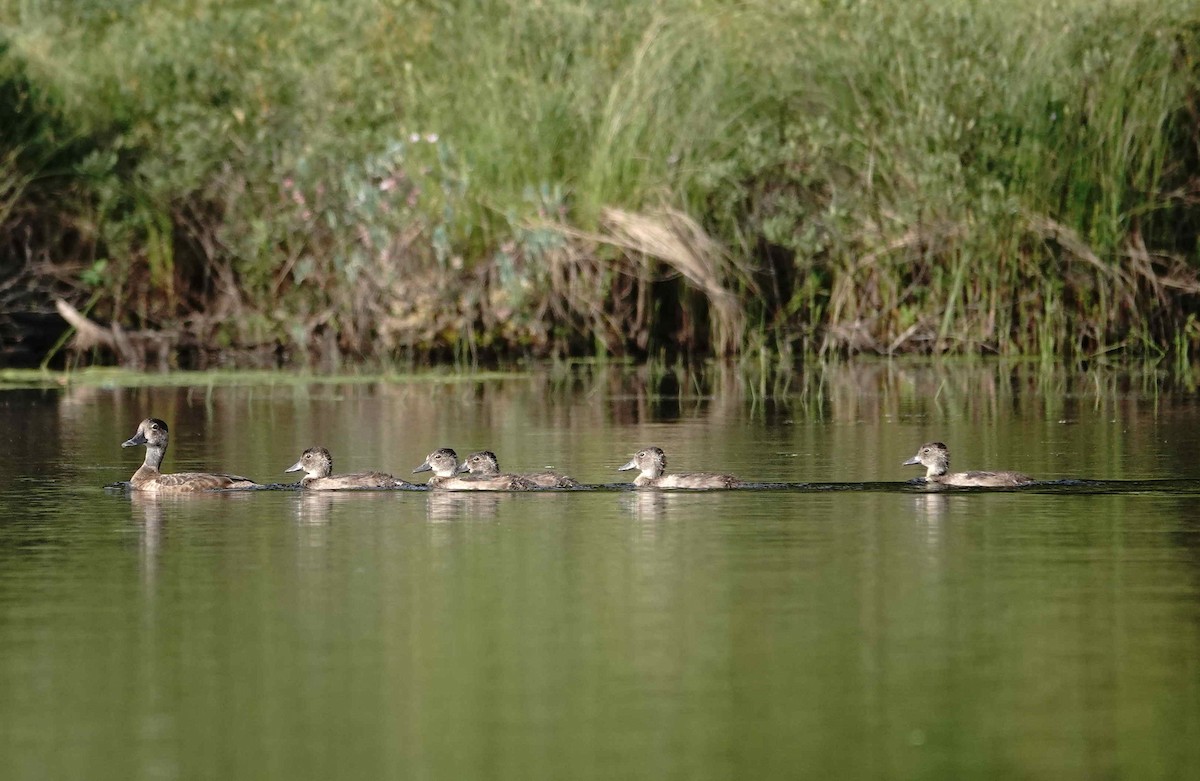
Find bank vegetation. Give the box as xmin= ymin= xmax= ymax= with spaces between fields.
xmin=2 ymin=0 xmax=1198 ymax=368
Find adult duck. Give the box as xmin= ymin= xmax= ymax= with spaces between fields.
xmin=121 ymin=418 xmax=259 ymax=492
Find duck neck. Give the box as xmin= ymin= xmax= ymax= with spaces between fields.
xmin=926 ymin=459 xmax=949 ymax=479
xmin=141 ymin=444 xmax=166 ymax=473
xmin=641 ymin=463 xmax=664 ymax=481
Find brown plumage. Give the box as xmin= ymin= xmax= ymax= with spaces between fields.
xmin=121 ymin=418 xmax=259 ymax=492
xmin=284 ymin=446 xmax=414 ymax=490
xmin=413 ymin=448 xmax=537 ymax=490
xmin=457 ymin=450 xmax=579 ymax=488
xmin=902 ymin=441 xmax=1034 ymax=487
xmin=618 ymin=446 xmax=741 ymax=489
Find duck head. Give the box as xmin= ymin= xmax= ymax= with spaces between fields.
xmin=619 ymin=446 xmax=667 ymax=480
xmin=413 ymin=448 xmax=460 ymax=478
xmin=286 ymin=446 xmax=334 ymax=479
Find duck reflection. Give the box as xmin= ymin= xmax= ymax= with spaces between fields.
xmin=622 ymin=490 xmax=669 ymax=522
xmin=128 ymin=491 xmax=164 ymax=588
xmin=426 ymin=491 xmax=504 ymax=522
xmin=910 ymin=493 xmax=950 ymax=556
xmin=289 ymin=491 xmax=334 ymax=555
xmin=912 ymin=492 xmax=948 ymax=523
xmin=290 ymin=489 xmax=404 ymax=530
xmin=293 ymin=490 xmax=335 ymax=526
xmin=127 ymin=489 xmax=256 ymax=587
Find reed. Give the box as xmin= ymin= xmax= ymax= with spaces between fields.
xmin=1 ymin=0 xmax=1197 ymax=367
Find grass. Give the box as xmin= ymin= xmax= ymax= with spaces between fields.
xmin=1 ymin=0 xmax=1197 ymax=367
xmin=0 ymin=365 xmax=533 ymax=390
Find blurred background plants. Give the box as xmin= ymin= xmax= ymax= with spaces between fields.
xmin=1 ymin=0 xmax=1197 ymax=367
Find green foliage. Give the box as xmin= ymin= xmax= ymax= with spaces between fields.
xmin=1 ymin=0 xmax=1197 ymax=364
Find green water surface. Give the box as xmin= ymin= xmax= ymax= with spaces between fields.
xmin=0 ymin=364 xmax=1197 ymax=780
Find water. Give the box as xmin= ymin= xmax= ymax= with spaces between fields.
xmin=1 ymin=364 xmax=1198 ymax=780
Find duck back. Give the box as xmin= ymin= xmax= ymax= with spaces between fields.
xmin=937 ymin=470 xmax=1034 ymax=488
xmin=523 ymin=472 xmax=580 ymax=488
xmin=430 ymin=474 xmax=537 ymax=491
xmin=303 ymin=472 xmax=411 ymax=490
xmin=648 ymin=472 xmax=741 ymax=489
xmin=131 ymin=468 xmax=258 ymax=493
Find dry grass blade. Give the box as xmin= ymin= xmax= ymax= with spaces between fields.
xmin=598 ymin=207 xmax=752 ymax=355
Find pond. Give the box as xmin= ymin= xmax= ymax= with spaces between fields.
xmin=0 ymin=362 xmax=1198 ymax=780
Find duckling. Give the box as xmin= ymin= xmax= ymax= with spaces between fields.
xmin=457 ymin=450 xmax=580 ymax=488
xmin=284 ymin=446 xmax=414 ymax=490
xmin=618 ymin=446 xmax=741 ymax=489
xmin=902 ymin=441 xmax=1034 ymax=488
xmin=412 ymin=448 xmax=537 ymax=490
xmin=121 ymin=418 xmax=259 ymax=492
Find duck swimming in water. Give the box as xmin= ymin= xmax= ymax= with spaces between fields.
xmin=902 ymin=441 xmax=1034 ymax=488
xmin=285 ymin=446 xmax=415 ymax=490
xmin=457 ymin=450 xmax=580 ymax=488
xmin=121 ymin=418 xmax=259 ymax=492
xmin=413 ymin=448 xmax=537 ymax=490
xmin=618 ymin=446 xmax=741 ymax=489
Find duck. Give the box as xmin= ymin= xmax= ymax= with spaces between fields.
xmin=121 ymin=417 xmax=259 ymax=492
xmin=618 ymin=446 xmax=741 ymax=489
xmin=412 ymin=448 xmax=537 ymax=490
xmin=284 ymin=446 xmax=415 ymax=490
xmin=457 ymin=450 xmax=580 ymax=488
xmin=902 ymin=441 xmax=1034 ymax=487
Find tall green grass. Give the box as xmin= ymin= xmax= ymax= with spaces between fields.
xmin=1 ymin=0 xmax=1197 ymax=366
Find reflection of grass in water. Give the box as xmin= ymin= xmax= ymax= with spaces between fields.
xmin=4 ymin=359 xmax=1194 ymax=406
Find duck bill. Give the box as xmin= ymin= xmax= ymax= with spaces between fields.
xmin=455 ymin=462 xmax=471 ymax=474
xmin=412 ymin=462 xmax=433 ymax=474
xmin=902 ymin=455 xmax=920 ymax=466
xmin=284 ymin=459 xmax=305 ymax=474
xmin=122 ymin=432 xmax=148 ymax=448
xmin=618 ymin=458 xmax=638 ymax=472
